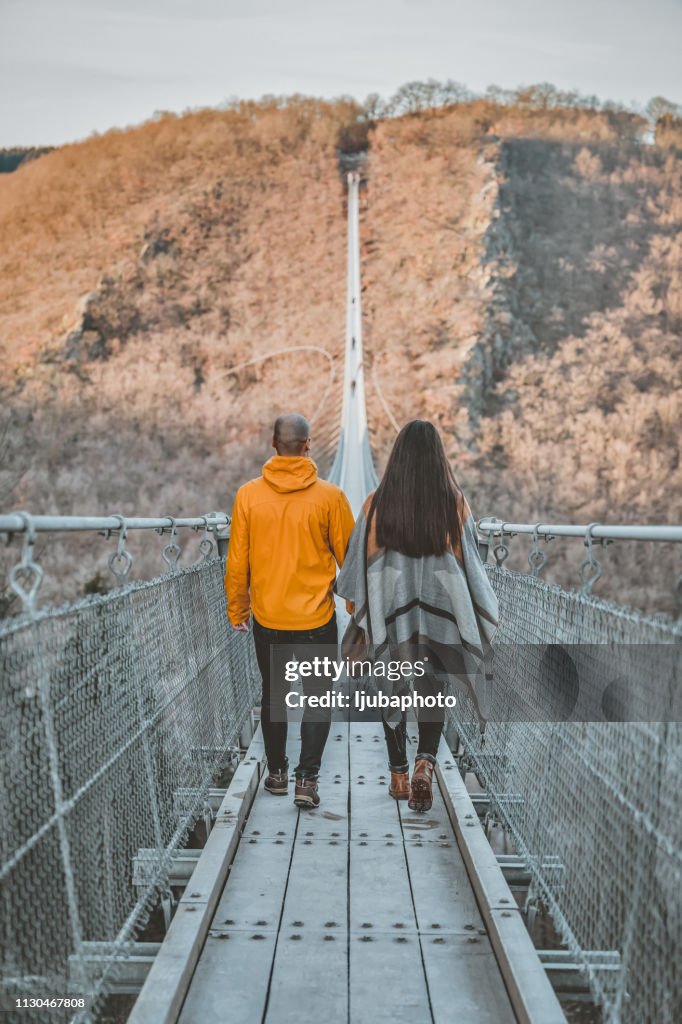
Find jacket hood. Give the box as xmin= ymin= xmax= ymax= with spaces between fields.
xmin=262 ymin=455 xmax=319 ymax=493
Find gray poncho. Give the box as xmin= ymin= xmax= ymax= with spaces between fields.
xmin=335 ymin=495 xmax=499 ymax=729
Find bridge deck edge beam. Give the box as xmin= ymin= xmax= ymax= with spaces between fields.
xmin=436 ymin=738 xmax=567 ymax=1024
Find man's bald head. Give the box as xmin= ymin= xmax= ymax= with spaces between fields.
xmin=272 ymin=413 xmax=311 ymax=456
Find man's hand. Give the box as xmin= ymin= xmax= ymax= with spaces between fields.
xmin=233 ymin=621 xmax=250 ymax=632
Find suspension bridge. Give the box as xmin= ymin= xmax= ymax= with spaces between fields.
xmin=0 ymin=174 xmax=680 ymax=1024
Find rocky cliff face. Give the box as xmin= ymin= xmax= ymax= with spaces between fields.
xmin=360 ymin=104 xmax=681 ymax=613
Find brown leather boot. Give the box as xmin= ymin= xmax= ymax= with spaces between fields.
xmin=408 ymin=759 xmax=435 ymax=812
xmin=389 ymin=770 xmax=410 ymax=800
xmin=294 ymin=776 xmax=320 ymax=808
xmin=263 ymin=768 xmax=288 ymax=795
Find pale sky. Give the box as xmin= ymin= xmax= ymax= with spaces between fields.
xmin=1 ymin=0 xmax=681 ymax=146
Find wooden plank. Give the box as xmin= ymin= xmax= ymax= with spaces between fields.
xmin=348 ymin=725 xmax=402 ymax=839
xmin=278 ymin=834 xmax=348 ymax=932
xmin=179 ymin=834 xmax=294 ymax=1023
xmin=266 ymin=929 xmax=348 ymax=1023
xmin=347 ymin=723 xmax=434 ymax=1023
xmin=419 ymin=933 xmax=517 ymax=1023
xmin=349 ymin=838 xmax=416 ymax=933
xmin=349 ymin=932 xmax=431 ymax=1024
xmin=128 ymin=728 xmax=264 ymax=1024
xmin=208 ymin=837 xmax=295 ymax=934
xmin=435 ymin=737 xmax=566 ymax=1024
xmin=399 ymin=795 xmax=490 ymax=934
xmin=265 ymin=840 xmax=348 ymax=1023
xmin=179 ymin=930 xmax=275 ymax=1024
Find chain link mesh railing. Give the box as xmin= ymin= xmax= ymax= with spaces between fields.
xmin=448 ymin=566 xmax=681 ymax=1024
xmin=0 ymin=555 xmax=260 ymax=1022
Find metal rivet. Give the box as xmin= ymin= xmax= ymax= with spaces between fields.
xmin=501 ymin=911 xmax=513 ymax=918
xmin=277 ymin=830 xmax=285 ymax=835
xmin=290 ymin=934 xmax=301 ymax=940
xmin=384 ymin=833 xmax=393 ymax=838
xmin=395 ymin=937 xmax=407 ymax=943
xmin=304 ymin=840 xmax=312 ymax=845
xmin=324 ymin=935 xmax=335 ymax=941
xmin=433 ymin=937 xmax=445 ymax=944
xmin=329 ymin=840 xmax=338 ymax=845
xmin=360 ymin=935 xmax=372 ymax=942
xmin=252 ymin=934 xmax=265 ymax=940
xmin=190 ymin=892 xmax=200 ymax=898
xmin=360 ymin=832 xmax=367 ymax=837
xmin=306 ymin=831 xmax=314 ymax=836
xmin=325 ymin=921 xmax=337 ymax=928
xmin=360 ymin=841 xmax=367 ymax=846
xmin=499 ymin=898 xmax=510 ymax=904
xmin=464 ymin=924 xmax=475 ymax=931
xmin=467 ymin=937 xmax=480 ymax=944
xmin=361 ymin=922 xmax=373 ymax=929
xmin=431 ymin=923 xmax=441 ymax=929
xmin=393 ymin=922 xmax=404 ymax=929
xmin=293 ymin=920 xmax=304 ymax=927
xmin=256 ymin=920 xmax=267 ymax=926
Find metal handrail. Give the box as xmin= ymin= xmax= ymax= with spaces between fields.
xmin=477 ymin=517 xmax=682 ymax=544
xmin=0 ymin=512 xmax=229 ymax=536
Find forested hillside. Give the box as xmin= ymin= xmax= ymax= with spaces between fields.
xmin=1 ymin=91 xmax=680 ymax=612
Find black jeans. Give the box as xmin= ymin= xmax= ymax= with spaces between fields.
xmin=382 ymin=675 xmax=445 ymax=772
xmin=252 ymin=612 xmax=337 ymax=779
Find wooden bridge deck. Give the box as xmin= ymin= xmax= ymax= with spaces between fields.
xmin=175 ymin=721 xmax=519 ymax=1024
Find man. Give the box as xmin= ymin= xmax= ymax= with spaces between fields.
xmin=226 ymin=413 xmax=354 ymax=808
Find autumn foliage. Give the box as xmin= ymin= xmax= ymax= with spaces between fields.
xmin=0 ymin=94 xmax=680 ymax=614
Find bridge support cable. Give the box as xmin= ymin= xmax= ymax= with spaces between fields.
xmin=327 ymin=172 xmax=378 ymax=515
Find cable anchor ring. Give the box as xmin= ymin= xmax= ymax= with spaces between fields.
xmin=493 ymin=522 xmax=510 ymax=567
xmin=528 ymin=523 xmax=547 ymax=578
xmin=195 ymin=515 xmax=216 ymax=564
xmin=578 ymin=522 xmax=603 ymax=594
xmin=161 ymin=516 xmax=181 ymax=572
xmin=108 ymin=514 xmax=133 ymax=586
xmin=8 ymin=511 xmax=44 ymax=615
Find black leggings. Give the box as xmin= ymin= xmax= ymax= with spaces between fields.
xmin=382 ymin=675 xmax=445 ymax=772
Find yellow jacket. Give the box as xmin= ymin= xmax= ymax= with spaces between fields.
xmin=226 ymin=456 xmax=355 ymax=629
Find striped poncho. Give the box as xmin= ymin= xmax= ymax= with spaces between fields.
xmin=335 ymin=494 xmax=499 ymax=730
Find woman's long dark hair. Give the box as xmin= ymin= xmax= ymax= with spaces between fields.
xmin=369 ymin=420 xmax=462 ymax=558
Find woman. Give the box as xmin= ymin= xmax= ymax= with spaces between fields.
xmin=335 ymin=420 xmax=498 ymax=812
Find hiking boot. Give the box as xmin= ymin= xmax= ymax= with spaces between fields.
xmin=264 ymin=768 xmax=288 ymax=796
xmin=408 ymin=759 xmax=435 ymax=812
xmin=294 ymin=776 xmax=320 ymax=808
xmin=389 ymin=770 xmax=410 ymax=800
